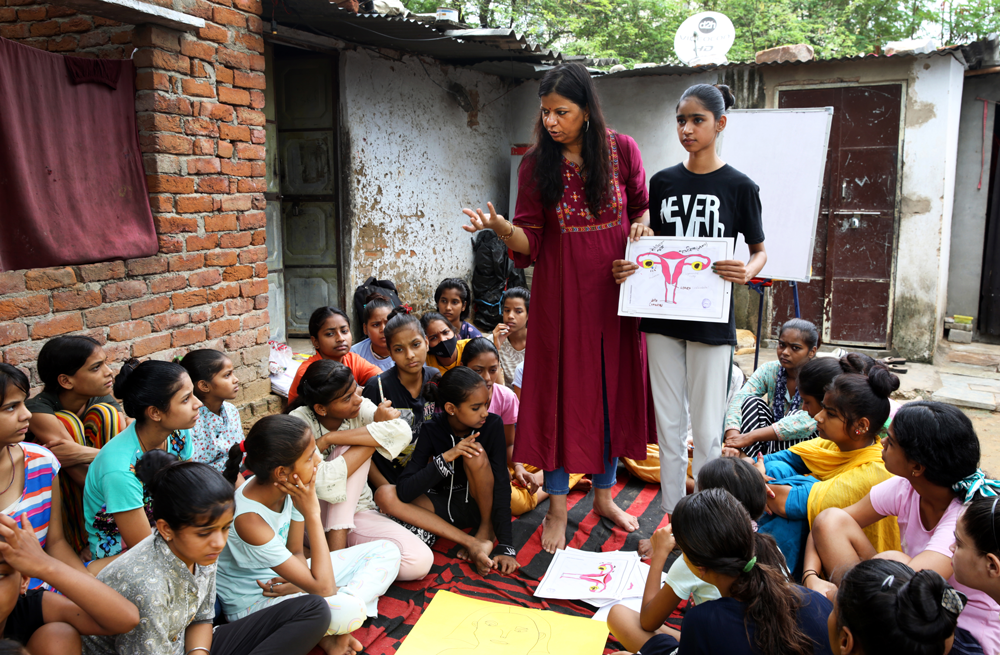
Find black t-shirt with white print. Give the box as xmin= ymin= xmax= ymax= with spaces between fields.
xmin=641 ymin=163 xmax=765 ymax=346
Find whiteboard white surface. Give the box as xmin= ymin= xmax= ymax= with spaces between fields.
xmin=720 ymin=108 xmax=833 ymax=282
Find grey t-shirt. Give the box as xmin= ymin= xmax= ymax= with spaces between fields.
xmin=25 ymin=389 xmax=121 ymax=416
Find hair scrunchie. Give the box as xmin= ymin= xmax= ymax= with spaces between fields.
xmin=742 ymin=556 xmax=757 ymax=573
xmin=952 ymin=469 xmax=1000 ymax=503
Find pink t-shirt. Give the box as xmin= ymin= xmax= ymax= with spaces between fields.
xmin=488 ymin=382 xmax=519 ymax=425
xmin=870 ymin=476 xmax=1000 ymax=654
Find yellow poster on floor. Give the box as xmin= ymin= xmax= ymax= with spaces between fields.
xmin=396 ymin=590 xmax=609 ymax=655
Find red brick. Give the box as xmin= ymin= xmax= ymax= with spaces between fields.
xmin=148 ymin=195 xmax=174 ymax=212
xmin=189 ymin=269 xmax=223 ymax=287
xmin=219 ymin=123 xmax=250 ymax=141
xmin=197 ymin=22 xmax=229 ymax=43
xmin=32 ymin=313 xmax=84 ymax=338
xmin=222 ymin=265 xmax=252 ymax=282
xmin=132 ymin=333 xmax=172 ymax=357
xmin=180 ymin=37 xmax=215 ymax=60
xmin=197 ymin=177 xmax=229 ymax=193
xmin=243 ymin=310 xmax=269 ymax=329
xmin=238 ymin=211 xmax=266 ymax=230
xmin=250 ymin=128 xmax=265 ymax=144
xmin=140 ymin=133 xmax=194 ymax=155
xmin=235 ymin=143 xmax=264 ymax=160
xmin=52 ymin=289 xmax=102 ymax=312
xmin=249 ymin=90 xmax=265 ymax=109
xmin=132 ymin=49 xmax=190 ymax=74
xmin=102 ymin=280 xmax=148 ymax=302
xmin=254 ymin=263 xmax=268 ymax=278
xmin=250 ymin=160 xmax=266 ymax=178
xmin=175 ymin=195 xmax=214 ymax=213
xmin=204 ymin=214 xmax=238 ymax=232
xmin=147 ymin=174 xmax=195 ymax=194
xmin=233 ymin=70 xmax=265 ymax=90
xmin=28 ymin=20 xmax=59 ymax=37
xmin=158 ymin=235 xmax=184 ymax=253
xmin=147 ymin=276 xmax=186 ymax=296
xmin=136 ymin=92 xmax=193 ymax=116
xmin=235 ymin=30 xmax=263 ymax=53
xmin=224 ymin=330 xmax=256 ymax=350
xmin=194 ymin=138 xmax=216 ymax=155
xmin=239 ymin=278 xmax=268 ymax=297
xmin=225 ymin=297 xmax=253 ymax=315
xmin=3 ymin=343 xmax=42 ymax=367
xmin=48 ymin=6 xmax=78 ymax=17
xmin=47 ymin=35 xmax=80 ymax=51
xmin=220 ymin=232 xmax=252 ymax=248
xmin=17 ymin=6 xmax=46 ymax=20
xmin=251 ymin=229 xmax=266 ymax=246
xmin=217 ymin=86 xmax=249 ymax=106
xmin=0 ymin=24 xmax=29 ymax=39
xmin=183 ymin=117 xmax=218 ymax=137
xmin=205 ymin=250 xmax=238 ymax=267
xmin=126 ymin=256 xmax=169 ymax=276
xmin=216 ymin=65 xmax=233 ymax=85
xmin=109 ymin=320 xmax=152 ymax=341
xmin=109 ymin=28 xmax=132 ymax=44
xmin=0 ymin=295 xmax=48 ymax=321
xmin=154 ymin=215 xmax=198 ymax=233
xmin=59 ymin=16 xmax=92 ymax=32
xmin=0 ymin=323 xmax=28 ymax=347
xmin=249 ymin=53 xmax=265 ymax=72
xmin=247 ymin=15 xmax=263 ymax=33
xmin=256 ymin=326 xmax=270 ymax=343
xmin=191 ymin=304 xmax=225 ymax=323
xmin=220 ymin=159 xmax=251 ymax=176
xmin=173 ymin=326 xmax=207 ymax=346
xmin=187 ymin=158 xmax=222 ymax=175
xmin=212 ymin=6 xmax=244 ymax=26
xmin=233 ymin=0 xmax=261 ymax=13
xmin=138 ymin=113 xmax=182 ymax=133
xmin=128 ymin=296 xmax=171 ymax=319
xmin=191 ymin=61 xmax=210 ymax=78
xmin=169 ymin=254 xmax=205 ymax=272
xmin=186 ymin=0 xmax=215 ymax=19
xmin=184 ymin=235 xmax=218 ymax=252
xmin=0 ymin=271 xmax=26 ymax=294
xmin=151 ymin=312 xmax=190 ymax=331
xmin=25 ymin=267 xmax=76 ymax=290
xmin=236 ymin=107 xmax=265 ymax=126
xmin=208 ymin=283 xmax=239 ymax=302
xmin=207 ymin=318 xmax=239 ymax=339
xmin=208 ymin=103 xmax=234 ymax=121
xmin=84 ymin=305 xmax=131 ymax=327
xmin=237 ymin=178 xmax=266 ymax=193
xmin=0 ymin=8 xmax=17 ymax=23
xmin=215 ymin=142 xmax=232 ymax=159
xmin=132 ymin=24 xmax=180 ymax=51
xmin=181 ymin=78 xmax=215 ymax=98
xmin=136 ymin=70 xmax=172 ymax=92
xmin=79 ymin=31 xmax=110 ymax=48
xmin=173 ymin=289 xmax=208 ymax=309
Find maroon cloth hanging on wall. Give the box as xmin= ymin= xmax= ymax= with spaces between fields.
xmin=0 ymin=37 xmax=157 ymax=272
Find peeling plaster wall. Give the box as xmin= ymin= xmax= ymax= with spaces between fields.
xmin=761 ymin=55 xmax=965 ymax=361
xmin=339 ymin=50 xmax=512 ymax=311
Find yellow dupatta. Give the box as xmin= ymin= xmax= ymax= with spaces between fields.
xmin=789 ymin=437 xmax=901 ymax=553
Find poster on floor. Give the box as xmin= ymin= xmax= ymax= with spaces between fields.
xmin=535 ymin=548 xmax=640 ymax=601
xmin=618 ymin=236 xmax=734 ymax=323
xmin=395 ymin=590 xmax=609 ymax=655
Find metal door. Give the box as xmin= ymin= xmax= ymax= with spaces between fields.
xmin=772 ymin=84 xmax=903 ymax=347
xmin=274 ymin=54 xmax=340 ymax=336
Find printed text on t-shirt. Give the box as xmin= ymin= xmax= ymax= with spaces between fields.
xmin=661 ymin=194 xmax=724 ymax=238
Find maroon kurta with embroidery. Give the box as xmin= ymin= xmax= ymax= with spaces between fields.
xmin=511 ymin=132 xmax=650 ymax=473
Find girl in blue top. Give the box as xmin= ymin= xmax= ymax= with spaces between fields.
xmin=180 ymin=349 xmax=245 ymax=483
xmin=83 ymin=359 xmax=200 ymax=574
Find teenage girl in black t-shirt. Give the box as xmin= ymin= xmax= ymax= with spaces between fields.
xmin=613 ymin=84 xmax=767 ymax=519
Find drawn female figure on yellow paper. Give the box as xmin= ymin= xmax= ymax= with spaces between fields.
xmin=433 ymin=607 xmax=552 ymax=655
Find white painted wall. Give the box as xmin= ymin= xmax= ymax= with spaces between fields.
xmin=339 ymin=49 xmax=513 ymax=310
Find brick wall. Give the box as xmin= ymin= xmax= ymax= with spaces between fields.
xmin=0 ymin=0 xmax=278 ymax=428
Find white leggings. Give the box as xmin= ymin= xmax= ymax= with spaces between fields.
xmin=647 ymin=334 xmax=733 ymax=513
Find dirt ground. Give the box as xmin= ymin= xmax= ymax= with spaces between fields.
xmin=967 ymin=409 xmax=1000 ymax=474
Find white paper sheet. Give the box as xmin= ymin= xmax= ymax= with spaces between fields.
xmin=535 ymin=548 xmax=640 ymax=601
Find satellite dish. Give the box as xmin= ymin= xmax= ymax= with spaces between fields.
xmin=674 ymin=12 xmax=736 ymax=66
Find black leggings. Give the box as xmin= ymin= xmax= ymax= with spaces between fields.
xmin=211 ymin=595 xmax=331 ymax=655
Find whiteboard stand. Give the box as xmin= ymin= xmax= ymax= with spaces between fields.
xmin=747 ymin=279 xmax=801 ymax=372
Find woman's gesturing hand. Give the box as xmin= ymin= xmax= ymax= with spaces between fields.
xmin=462 ymin=202 xmax=508 ymax=234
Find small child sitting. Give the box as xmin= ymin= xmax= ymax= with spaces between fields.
xmin=180 ymin=350 xmax=244 ymax=483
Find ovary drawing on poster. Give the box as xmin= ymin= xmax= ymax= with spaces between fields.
xmin=618 ymin=236 xmax=734 ymax=323
xmin=535 ymin=548 xmax=639 ymax=601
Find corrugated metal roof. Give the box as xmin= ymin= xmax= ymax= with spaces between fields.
xmin=262 ymin=0 xmax=562 ymax=73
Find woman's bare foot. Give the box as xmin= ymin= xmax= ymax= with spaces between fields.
xmin=541 ymin=512 xmax=568 ymax=554
xmin=637 ymin=538 xmax=651 ymax=559
xmin=594 ymin=491 xmax=639 ymax=532
xmin=320 ymin=633 xmax=363 ymax=655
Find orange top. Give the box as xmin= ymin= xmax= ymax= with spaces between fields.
xmin=287 ymin=352 xmax=381 ymax=404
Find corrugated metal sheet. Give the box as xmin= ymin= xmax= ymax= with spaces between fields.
xmin=262 ymin=0 xmax=562 ymax=72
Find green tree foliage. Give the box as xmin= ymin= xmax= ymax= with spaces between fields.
xmin=405 ymin=0 xmax=997 ymax=65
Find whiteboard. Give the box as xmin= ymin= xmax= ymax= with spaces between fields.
xmin=720 ymin=108 xmax=833 ymax=282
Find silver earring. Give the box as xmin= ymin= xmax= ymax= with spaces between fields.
xmin=585 ymin=120 xmax=590 ymax=132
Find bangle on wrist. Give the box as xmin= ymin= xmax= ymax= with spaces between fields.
xmin=801 ymin=570 xmax=819 ymax=582
xmin=498 ymin=220 xmax=516 ymax=242
xmin=187 ymin=649 xmax=210 ymax=655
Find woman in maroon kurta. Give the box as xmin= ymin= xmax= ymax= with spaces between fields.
xmin=463 ymin=63 xmax=652 ymax=552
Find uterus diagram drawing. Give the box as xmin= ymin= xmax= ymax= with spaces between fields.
xmin=636 ymin=251 xmax=712 ymax=304
xmin=560 ymin=563 xmax=615 ymax=594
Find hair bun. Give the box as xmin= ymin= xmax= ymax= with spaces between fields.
xmin=134 ymin=449 xmax=180 ymax=495
xmin=714 ymin=84 xmax=735 ymax=110
xmin=365 ymin=290 xmax=390 ymax=304
xmin=897 ymin=570 xmax=960 ymax=643
xmin=112 ymin=357 xmax=141 ymax=400
xmin=867 ymin=363 xmax=900 ymax=399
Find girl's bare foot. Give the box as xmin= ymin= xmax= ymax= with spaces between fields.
xmin=637 ymin=538 xmax=652 ymax=559
xmin=574 ymin=477 xmax=593 ymax=493
xmin=594 ymin=492 xmax=639 ymax=532
xmin=320 ymin=633 xmax=364 ymax=655
xmin=541 ymin=512 xmax=568 ymax=554
xmin=469 ymin=546 xmax=494 ymax=575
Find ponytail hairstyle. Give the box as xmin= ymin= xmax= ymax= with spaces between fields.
xmin=36 ymin=335 xmax=102 ymax=393
xmin=423 ymin=366 xmax=486 ymax=407
xmin=502 ymin=286 xmax=530 ymax=313
xmin=890 ymin=401 xmax=980 ymax=489
xmin=529 ymin=62 xmax=611 ymax=217
xmin=137 ymin=452 xmax=235 ymax=530
xmin=420 ymin=311 xmax=451 ymax=336
xmin=179 ymin=349 xmax=229 ymax=399
xmin=113 ymin=358 xmax=190 ymax=425
xmin=384 ymin=305 xmax=423 ymax=347
xmin=677 ymin=83 xmax=735 ymax=121
xmin=460 ymin=337 xmax=500 ymax=366
xmin=224 ymin=414 xmax=311 ymax=485
xmin=836 ymin=559 xmax=961 ymax=655
xmin=308 ymin=306 xmax=350 ymax=338
xmin=434 ymin=278 xmax=473 ymax=322
xmin=0 ymin=363 xmax=29 ymax=406
xmin=672 ymin=489 xmax=813 ymax=655
xmin=779 ymin=318 xmax=819 ymax=350
xmin=797 ymin=357 xmax=843 ymax=400
xmin=285 ymin=359 xmax=355 ymax=414
xmin=824 ymin=363 xmax=899 ymax=436
xmin=362 ymin=291 xmax=394 ymax=325
xmin=960 ymin=495 xmax=1000 ymax=556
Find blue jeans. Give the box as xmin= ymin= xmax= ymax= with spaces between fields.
xmin=543 ymin=357 xmax=618 ymax=495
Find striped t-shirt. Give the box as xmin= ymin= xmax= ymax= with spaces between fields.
xmin=2 ymin=442 xmax=60 ymax=589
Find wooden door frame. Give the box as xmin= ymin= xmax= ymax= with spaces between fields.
xmin=774 ymin=81 xmax=908 ymax=348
